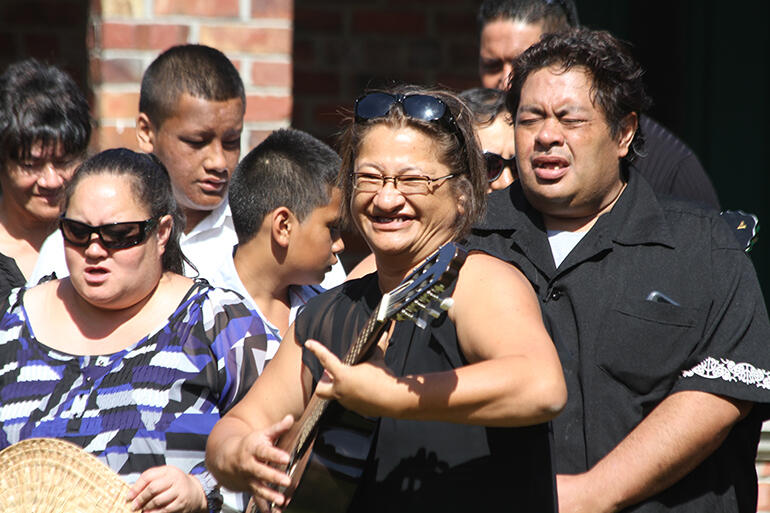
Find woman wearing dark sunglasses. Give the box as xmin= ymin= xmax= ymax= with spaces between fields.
xmin=207 ymin=86 xmax=566 ymax=512
xmin=459 ymin=87 xmax=517 ymax=192
xmin=0 ymin=148 xmax=270 ymax=513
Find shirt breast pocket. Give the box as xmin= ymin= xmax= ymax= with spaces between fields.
xmin=595 ymin=299 xmax=701 ymax=397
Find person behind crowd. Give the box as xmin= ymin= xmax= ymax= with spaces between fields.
xmin=135 ymin=44 xmax=245 ymax=281
xmin=459 ymin=87 xmax=516 ymax=191
xmin=469 ymin=29 xmax=770 ymax=512
xmin=207 ymin=128 xmax=345 ymax=356
xmin=206 ymin=86 xmax=567 ymax=512
xmin=476 ymin=0 xmax=722 ymax=208
xmin=0 ymin=59 xmax=90 ymax=297
xmin=0 ymin=149 xmax=271 ymax=513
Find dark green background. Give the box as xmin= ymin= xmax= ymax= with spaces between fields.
xmin=578 ymin=1 xmax=770 ymax=299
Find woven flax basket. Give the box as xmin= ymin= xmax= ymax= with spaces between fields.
xmin=0 ymin=437 xmax=135 ymax=512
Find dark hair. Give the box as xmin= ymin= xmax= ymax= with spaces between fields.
xmin=338 ymin=85 xmax=486 ymax=240
xmin=507 ymin=29 xmax=652 ymax=160
xmin=459 ymin=87 xmax=509 ymax=127
xmin=477 ymin=0 xmax=579 ymax=34
xmin=139 ymin=44 xmax=245 ymax=127
xmin=64 ymin=148 xmax=186 ymax=274
xmin=0 ymin=59 xmax=91 ymax=164
xmin=229 ymin=128 xmax=342 ymax=243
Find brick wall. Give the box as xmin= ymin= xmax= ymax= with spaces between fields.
xmin=89 ymin=0 xmax=294 ymax=152
xmin=292 ymin=0 xmax=482 ymax=143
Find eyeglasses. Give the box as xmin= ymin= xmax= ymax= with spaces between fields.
xmin=352 ymin=172 xmax=458 ymax=195
xmin=60 ymin=216 xmax=160 ymax=249
xmin=354 ymin=92 xmax=466 ymax=148
xmin=484 ymin=152 xmax=516 ymax=182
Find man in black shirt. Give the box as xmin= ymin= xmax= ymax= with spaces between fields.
xmin=477 ymin=0 xmax=721 ymax=209
xmin=469 ymin=29 xmax=770 ymax=513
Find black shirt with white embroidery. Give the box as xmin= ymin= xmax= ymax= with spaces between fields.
xmin=468 ymin=172 xmax=770 ymax=513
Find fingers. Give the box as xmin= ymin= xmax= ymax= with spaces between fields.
xmin=127 ymin=467 xmax=169 ymax=507
xmin=263 ymin=414 xmax=295 ymax=448
xmin=305 ymin=339 xmax=343 ymax=376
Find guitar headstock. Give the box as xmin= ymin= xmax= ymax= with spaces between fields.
xmin=377 ymin=242 xmax=468 ymax=329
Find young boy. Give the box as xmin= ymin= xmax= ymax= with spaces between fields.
xmin=135 ymin=44 xmax=245 ymax=280
xmin=208 ymin=128 xmax=344 ymax=352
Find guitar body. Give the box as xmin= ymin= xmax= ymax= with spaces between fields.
xmin=282 ymin=403 xmax=376 ymax=513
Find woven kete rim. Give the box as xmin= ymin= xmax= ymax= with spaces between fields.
xmin=0 ymin=437 xmax=135 ymax=512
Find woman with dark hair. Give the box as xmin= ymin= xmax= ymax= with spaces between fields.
xmin=206 ymin=86 xmax=566 ymax=512
xmin=0 ymin=59 xmax=92 ymax=297
xmin=0 ymin=149 xmax=270 ymax=513
xmin=460 ymin=87 xmax=517 ymax=191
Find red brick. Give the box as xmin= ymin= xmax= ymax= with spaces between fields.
xmin=155 ymin=0 xmax=239 ymax=17
xmin=86 ymin=22 xmax=96 ymax=51
xmin=248 ymin=130 xmax=276 ymax=148
xmin=244 ymin=95 xmax=292 ymax=122
xmin=250 ymin=61 xmax=292 ymax=88
xmin=95 ymin=126 xmax=141 ymax=152
xmin=760 ymin=462 xmax=770 ymax=479
xmin=759 ymin=482 xmax=770 ymax=512
xmin=351 ymin=10 xmax=426 ymax=35
xmin=294 ymin=8 xmax=342 ymax=31
xmin=251 ymin=0 xmax=292 ymax=19
xmin=97 ymin=91 xmax=140 ymax=119
xmin=199 ymin=26 xmax=291 ymax=54
xmin=95 ymin=57 xmax=144 ymax=83
xmin=294 ymin=71 xmax=338 ymax=95
xmin=90 ymin=0 xmax=102 ymax=16
xmin=100 ymin=23 xmax=189 ymax=50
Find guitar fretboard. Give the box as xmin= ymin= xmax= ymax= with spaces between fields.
xmin=293 ymin=311 xmax=384 ymax=458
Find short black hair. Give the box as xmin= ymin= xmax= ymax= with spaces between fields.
xmin=0 ymin=59 xmax=91 ymax=164
xmin=229 ymin=128 xmax=342 ymax=243
xmin=139 ymin=44 xmax=245 ymax=127
xmin=459 ymin=87 xmax=508 ymax=127
xmin=65 ymin=148 xmax=186 ymax=274
xmin=477 ymin=0 xmax=579 ymax=33
xmin=507 ymin=28 xmax=653 ymax=161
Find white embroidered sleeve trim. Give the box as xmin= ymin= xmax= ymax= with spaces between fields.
xmin=682 ymin=356 xmax=770 ymax=389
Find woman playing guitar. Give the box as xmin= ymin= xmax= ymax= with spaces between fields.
xmin=206 ymin=86 xmax=566 ymax=513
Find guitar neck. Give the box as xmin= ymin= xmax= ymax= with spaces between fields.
xmin=281 ymin=309 xmax=388 ymax=454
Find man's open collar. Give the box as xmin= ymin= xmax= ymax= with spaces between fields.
xmin=475 ymin=172 xmax=676 ymax=249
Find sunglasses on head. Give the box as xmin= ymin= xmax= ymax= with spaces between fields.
xmin=484 ymin=151 xmax=516 ymax=182
xmin=59 ymin=216 xmax=160 ymax=249
xmin=354 ymin=92 xmax=466 ymax=148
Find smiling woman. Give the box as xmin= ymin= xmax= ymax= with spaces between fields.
xmin=0 ymin=59 xmax=91 ymax=292
xmin=206 ymin=86 xmax=567 ymax=512
xmin=0 ymin=149 xmax=271 ymax=513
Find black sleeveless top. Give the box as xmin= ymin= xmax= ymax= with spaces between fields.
xmin=297 ymin=273 xmax=557 ymax=513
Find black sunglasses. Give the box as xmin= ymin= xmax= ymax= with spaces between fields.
xmin=60 ymin=216 xmax=160 ymax=249
xmin=484 ymin=151 xmax=516 ymax=182
xmin=354 ymin=92 xmax=466 ymax=148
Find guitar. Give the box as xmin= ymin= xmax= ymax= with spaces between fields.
xmin=248 ymin=241 xmax=468 ymax=513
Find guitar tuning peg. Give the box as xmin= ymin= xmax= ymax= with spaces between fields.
xmin=425 ymin=307 xmax=442 ymax=319
xmin=439 ymin=297 xmax=454 ymax=311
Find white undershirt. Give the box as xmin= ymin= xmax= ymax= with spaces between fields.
xmin=547 ymin=229 xmax=587 ymax=268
